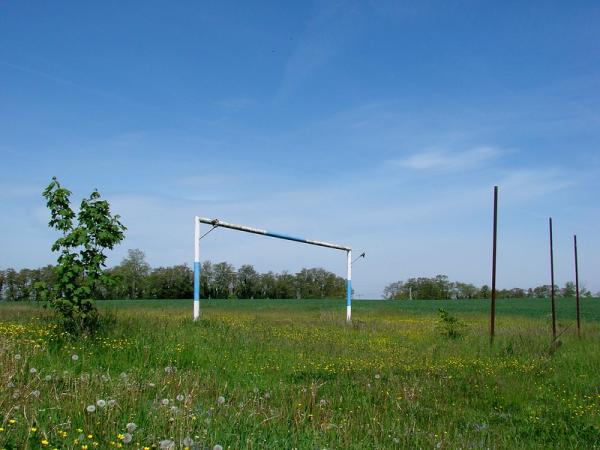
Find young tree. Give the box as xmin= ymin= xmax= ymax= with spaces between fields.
xmin=39 ymin=177 xmax=126 ymax=334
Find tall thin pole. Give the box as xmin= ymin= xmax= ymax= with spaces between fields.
xmin=574 ymin=234 xmax=580 ymax=337
xmin=549 ymin=218 xmax=556 ymax=340
xmin=346 ymin=250 xmax=352 ymax=323
xmin=490 ymin=186 xmax=498 ymax=344
xmin=193 ymin=217 xmax=201 ymax=321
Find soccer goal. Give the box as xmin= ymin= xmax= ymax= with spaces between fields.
xmin=193 ymin=216 xmax=354 ymax=322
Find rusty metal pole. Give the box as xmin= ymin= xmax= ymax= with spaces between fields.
xmin=574 ymin=234 xmax=580 ymax=338
xmin=549 ymin=218 xmax=556 ymax=340
xmin=490 ymin=186 xmax=498 ymax=344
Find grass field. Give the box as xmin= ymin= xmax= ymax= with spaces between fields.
xmin=1 ymin=298 xmax=599 ymax=449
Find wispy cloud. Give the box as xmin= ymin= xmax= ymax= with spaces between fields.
xmin=278 ymin=1 xmax=361 ymax=99
xmin=393 ymin=146 xmax=503 ymax=171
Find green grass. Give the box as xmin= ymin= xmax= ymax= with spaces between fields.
xmin=1 ymin=298 xmax=599 ymax=449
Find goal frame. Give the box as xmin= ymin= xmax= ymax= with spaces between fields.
xmin=193 ymin=216 xmax=353 ymax=322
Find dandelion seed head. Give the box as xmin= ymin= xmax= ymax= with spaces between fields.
xmin=71 ymin=354 xmax=79 ymax=361
xmin=159 ymin=439 xmax=175 ymax=450
xmin=107 ymin=399 xmax=117 ymax=407
xmin=31 ymin=390 xmax=40 ymax=397
xmin=14 ymin=354 xmax=21 ymax=360
xmin=182 ymin=437 xmax=193 ymax=447
xmin=122 ymin=433 xmax=133 ymax=443
xmin=44 ymin=375 xmax=52 ymax=381
xmin=86 ymin=404 xmax=96 ymax=413
xmin=176 ymin=394 xmax=185 ymax=402
xmin=7 ymin=381 xmax=15 ymax=388
xmin=161 ymin=398 xmax=169 ymax=406
xmin=12 ymin=391 xmax=20 ymax=399
xmin=217 ymin=396 xmax=225 ymax=405
xmin=96 ymin=399 xmax=106 ymax=408
xmin=29 ymin=367 xmax=37 ymax=374
xmin=164 ymin=366 xmax=173 ymax=374
xmin=170 ymin=405 xmax=180 ymax=414
xmin=213 ymin=445 xmax=223 ymax=450
xmin=125 ymin=422 xmax=137 ymax=433
xmin=374 ymin=374 xmax=381 ymax=379
xmin=101 ymin=375 xmax=110 ymax=382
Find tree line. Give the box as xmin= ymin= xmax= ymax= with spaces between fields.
xmin=0 ymin=249 xmax=346 ymax=301
xmin=383 ymin=274 xmax=595 ymax=300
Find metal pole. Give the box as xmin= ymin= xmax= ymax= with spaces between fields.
xmin=490 ymin=186 xmax=498 ymax=344
xmin=574 ymin=234 xmax=580 ymax=337
xmin=346 ymin=250 xmax=352 ymax=323
xmin=549 ymin=218 xmax=556 ymax=340
xmin=193 ymin=217 xmax=200 ymax=321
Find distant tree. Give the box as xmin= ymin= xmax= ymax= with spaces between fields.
xmin=383 ymin=281 xmax=405 ymax=300
xmin=200 ymin=260 xmax=214 ymax=298
xmin=3 ymin=268 xmax=19 ymax=301
xmin=479 ymin=285 xmax=490 ymax=298
xmin=561 ymin=281 xmax=576 ymax=298
xmin=213 ymin=262 xmax=236 ymax=298
xmin=236 ymin=264 xmax=260 ymax=299
xmin=147 ymin=265 xmax=192 ymax=299
xmin=259 ymin=271 xmax=277 ymax=298
xmin=114 ymin=249 xmax=151 ymax=299
xmin=275 ymin=272 xmax=295 ymax=299
xmin=0 ymin=269 xmax=4 ymax=299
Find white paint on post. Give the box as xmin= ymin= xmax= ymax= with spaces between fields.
xmin=346 ymin=249 xmax=352 ymax=323
xmin=193 ymin=216 xmax=200 ymax=321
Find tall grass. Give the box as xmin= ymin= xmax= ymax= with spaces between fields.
xmin=1 ymin=299 xmax=599 ymax=449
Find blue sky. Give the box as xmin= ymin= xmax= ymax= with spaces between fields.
xmin=1 ymin=1 xmax=599 ymax=298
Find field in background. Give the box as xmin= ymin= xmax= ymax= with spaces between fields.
xmin=1 ymin=298 xmax=599 ymax=448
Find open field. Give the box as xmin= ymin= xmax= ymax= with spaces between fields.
xmin=1 ymin=298 xmax=599 ymax=449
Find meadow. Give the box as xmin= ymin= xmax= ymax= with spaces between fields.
xmin=1 ymin=298 xmax=599 ymax=449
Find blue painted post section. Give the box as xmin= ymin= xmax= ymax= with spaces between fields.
xmin=265 ymin=231 xmax=308 ymax=245
xmin=194 ymin=262 xmax=200 ymax=300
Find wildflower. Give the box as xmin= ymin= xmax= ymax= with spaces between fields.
xmin=41 ymin=439 xmax=49 ymax=446
xmin=15 ymin=354 xmax=21 ymax=360
xmin=7 ymin=381 xmax=15 ymax=388
xmin=213 ymin=445 xmax=223 ymax=450
xmin=86 ymin=404 xmax=96 ymax=413
xmin=217 ymin=396 xmax=225 ymax=405
xmin=31 ymin=427 xmax=38 ymax=432
xmin=45 ymin=375 xmax=52 ymax=381
xmin=164 ymin=366 xmax=173 ymax=374
xmin=119 ymin=372 xmax=128 ymax=379
xmin=125 ymin=422 xmax=137 ymax=433
xmin=182 ymin=437 xmax=193 ymax=447
xmin=31 ymin=390 xmax=41 ymax=397
xmin=96 ymin=399 xmax=107 ymax=408
xmin=71 ymin=354 xmax=79 ymax=361
xmin=176 ymin=394 xmax=185 ymax=402
xmin=121 ymin=433 xmax=133 ymax=444
xmin=170 ymin=406 xmax=180 ymax=414
xmin=374 ymin=374 xmax=381 ymax=379
xmin=161 ymin=398 xmax=169 ymax=406
xmin=101 ymin=375 xmax=110 ymax=382
xmin=148 ymin=382 xmax=156 ymax=388
xmin=30 ymin=367 xmax=37 ymax=374
xmin=13 ymin=391 xmax=20 ymax=399
xmin=108 ymin=399 xmax=117 ymax=407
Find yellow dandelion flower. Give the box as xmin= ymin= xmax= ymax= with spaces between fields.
xmin=31 ymin=427 xmax=38 ymax=432
xmin=41 ymin=439 xmax=49 ymax=446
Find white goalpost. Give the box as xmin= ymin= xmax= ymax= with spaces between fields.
xmin=193 ymin=216 xmax=353 ymax=322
